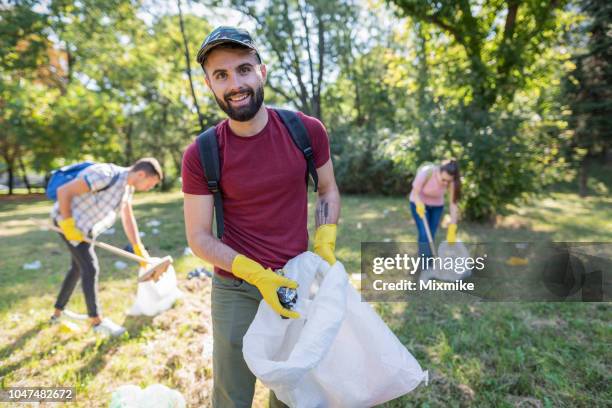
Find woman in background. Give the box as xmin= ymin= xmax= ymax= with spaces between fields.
xmin=409 ymin=159 xmax=461 ymax=258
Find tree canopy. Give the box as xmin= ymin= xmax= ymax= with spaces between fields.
xmin=2 ymin=0 xmax=608 ymax=220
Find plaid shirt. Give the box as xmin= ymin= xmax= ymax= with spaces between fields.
xmin=52 ymin=163 xmax=134 ymax=237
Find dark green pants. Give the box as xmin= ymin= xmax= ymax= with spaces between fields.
xmin=211 ymin=273 xmax=289 ymax=408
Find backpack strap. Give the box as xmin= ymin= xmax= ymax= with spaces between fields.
xmin=197 ymin=127 xmax=224 ymax=239
xmin=274 ymin=108 xmax=319 ymax=192
xmin=92 ymin=172 xmax=120 ymax=194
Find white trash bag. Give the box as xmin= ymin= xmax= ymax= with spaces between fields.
xmin=420 ymin=240 xmax=472 ymax=283
xmin=127 ymin=258 xmax=183 ymax=317
xmin=110 ymin=383 xmax=185 ymax=408
xmin=243 ymin=252 xmax=428 ymax=408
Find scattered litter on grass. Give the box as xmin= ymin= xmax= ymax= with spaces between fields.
xmin=59 ymin=320 xmax=81 ymax=334
xmin=187 ymin=267 xmax=212 ymax=280
xmin=23 ymin=260 xmax=41 ymax=270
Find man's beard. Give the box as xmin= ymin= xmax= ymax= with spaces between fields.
xmin=215 ymin=84 xmax=264 ymax=122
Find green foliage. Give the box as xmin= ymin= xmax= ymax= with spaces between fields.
xmin=562 ymin=0 xmax=612 ymax=194
xmin=376 ymin=0 xmax=579 ymax=219
xmin=1 ymin=1 xmax=222 ymax=191
xmin=446 ymin=108 xmax=562 ymax=220
xmin=383 ymin=103 xmax=566 ymax=220
xmin=0 ymin=0 xmax=596 ymax=221
xmin=331 ymin=125 xmax=411 ymax=195
xmin=323 ymin=40 xmax=414 ymax=195
xmin=388 ymin=0 xmax=569 ymax=108
xmin=0 ymin=0 xmax=50 ymax=72
xmin=230 ymin=0 xmax=360 ymax=118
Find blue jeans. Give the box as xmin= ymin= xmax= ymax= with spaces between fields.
xmin=410 ymin=201 xmax=444 ymax=258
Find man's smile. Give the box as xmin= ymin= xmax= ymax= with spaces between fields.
xmin=227 ymin=92 xmax=252 ymax=107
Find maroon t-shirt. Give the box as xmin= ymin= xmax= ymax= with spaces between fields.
xmin=181 ymin=108 xmax=330 ymax=278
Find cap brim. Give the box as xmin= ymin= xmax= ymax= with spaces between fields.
xmin=196 ymin=39 xmax=258 ymax=65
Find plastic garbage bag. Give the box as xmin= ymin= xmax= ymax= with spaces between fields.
xmin=127 ymin=259 xmax=183 ymax=317
xmin=110 ymin=383 xmax=185 ymax=408
xmin=420 ymin=240 xmax=472 ymax=283
xmin=243 ymin=252 xmax=428 ymax=408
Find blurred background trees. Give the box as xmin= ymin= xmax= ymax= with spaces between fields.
xmin=1 ymin=0 xmax=609 ymax=220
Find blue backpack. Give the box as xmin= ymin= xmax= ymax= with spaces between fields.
xmin=46 ymin=161 xmax=118 ymax=200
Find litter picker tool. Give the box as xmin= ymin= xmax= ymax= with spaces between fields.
xmin=422 ymin=215 xmax=438 ymax=258
xmin=419 ymin=214 xmax=472 ymax=282
xmin=36 ymin=221 xmax=172 ymax=282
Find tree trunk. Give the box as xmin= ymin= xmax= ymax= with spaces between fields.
xmin=602 ymin=146 xmax=612 ymax=164
xmin=18 ymin=158 xmax=31 ymax=194
xmin=416 ymin=22 xmax=430 ymax=115
xmin=125 ymin=121 xmax=133 ymax=165
xmin=177 ymin=0 xmax=205 ymax=131
xmin=314 ymin=7 xmax=325 ymax=120
xmin=160 ymin=152 xmax=172 ymax=192
xmin=7 ymin=163 xmax=14 ymax=195
xmin=578 ymin=158 xmax=588 ymax=197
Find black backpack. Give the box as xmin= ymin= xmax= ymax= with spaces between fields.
xmin=197 ymin=108 xmax=319 ymax=238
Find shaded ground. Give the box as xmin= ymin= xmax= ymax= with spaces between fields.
xmin=0 ymin=190 xmax=610 ymax=407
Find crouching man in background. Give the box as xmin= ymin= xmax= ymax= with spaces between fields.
xmin=50 ymin=158 xmax=163 ymax=337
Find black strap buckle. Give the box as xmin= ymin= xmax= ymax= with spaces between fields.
xmin=303 ymin=146 xmax=313 ymax=159
xmin=207 ymin=180 xmax=219 ymax=192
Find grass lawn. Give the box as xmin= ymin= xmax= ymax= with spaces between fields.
xmin=0 ymin=189 xmax=610 ymax=407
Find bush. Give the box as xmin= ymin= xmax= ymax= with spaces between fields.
xmin=331 ymin=125 xmax=411 ymax=195
xmin=409 ymin=107 xmax=566 ymax=221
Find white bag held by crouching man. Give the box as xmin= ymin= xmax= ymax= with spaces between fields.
xmin=243 ymin=252 xmax=428 ymax=408
xmin=127 ymin=258 xmax=183 ymax=317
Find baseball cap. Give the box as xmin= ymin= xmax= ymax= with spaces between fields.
xmin=196 ymin=26 xmax=261 ymax=66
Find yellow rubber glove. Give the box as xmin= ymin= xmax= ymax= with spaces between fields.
xmin=133 ymin=243 xmax=149 ymax=268
xmin=231 ymin=255 xmax=300 ymax=319
xmin=314 ymin=224 xmax=337 ymax=265
xmin=416 ymin=202 xmax=426 ymax=219
xmin=58 ymin=218 xmax=84 ymax=242
xmin=446 ymin=223 xmax=457 ymax=244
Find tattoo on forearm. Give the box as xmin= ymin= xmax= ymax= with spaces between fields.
xmin=316 ymin=201 xmax=329 ymax=226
